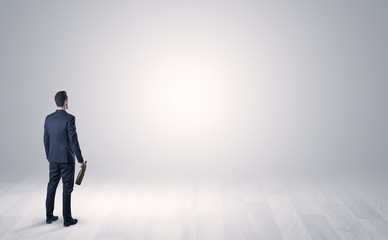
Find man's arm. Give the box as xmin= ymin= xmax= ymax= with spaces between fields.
xmin=67 ymin=116 xmax=84 ymax=163
xmin=43 ymin=119 xmax=50 ymax=160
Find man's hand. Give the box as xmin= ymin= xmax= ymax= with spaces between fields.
xmin=80 ymin=161 xmax=87 ymax=169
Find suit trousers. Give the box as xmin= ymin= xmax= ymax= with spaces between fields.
xmin=46 ymin=161 xmax=75 ymax=222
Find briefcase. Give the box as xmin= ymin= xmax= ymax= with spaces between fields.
xmin=76 ymin=161 xmax=87 ymax=185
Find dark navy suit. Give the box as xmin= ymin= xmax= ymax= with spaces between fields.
xmin=44 ymin=109 xmax=84 ymax=222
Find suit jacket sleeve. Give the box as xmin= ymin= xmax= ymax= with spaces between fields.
xmin=67 ymin=116 xmax=84 ymax=163
xmin=43 ymin=118 xmax=50 ymax=160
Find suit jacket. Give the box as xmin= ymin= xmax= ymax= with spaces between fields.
xmin=44 ymin=109 xmax=84 ymax=163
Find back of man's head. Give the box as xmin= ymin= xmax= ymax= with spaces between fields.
xmin=55 ymin=91 xmax=67 ymax=107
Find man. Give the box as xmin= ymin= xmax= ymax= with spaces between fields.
xmin=43 ymin=91 xmax=86 ymax=227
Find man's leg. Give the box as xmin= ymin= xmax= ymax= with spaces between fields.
xmin=46 ymin=162 xmax=61 ymax=219
xmin=61 ymin=161 xmax=75 ymax=223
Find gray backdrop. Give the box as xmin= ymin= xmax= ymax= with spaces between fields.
xmin=0 ymin=0 xmax=387 ymax=180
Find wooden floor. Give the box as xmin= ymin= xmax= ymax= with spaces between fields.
xmin=1 ymin=174 xmax=388 ymax=240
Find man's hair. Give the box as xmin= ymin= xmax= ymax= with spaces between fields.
xmin=55 ymin=91 xmax=68 ymax=107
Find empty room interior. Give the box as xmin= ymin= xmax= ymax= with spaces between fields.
xmin=0 ymin=1 xmax=388 ymax=239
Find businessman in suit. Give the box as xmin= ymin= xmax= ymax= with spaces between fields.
xmin=44 ymin=91 xmax=86 ymax=227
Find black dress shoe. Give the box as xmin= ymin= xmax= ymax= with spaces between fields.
xmin=64 ymin=218 xmax=78 ymax=227
xmin=46 ymin=216 xmax=59 ymax=224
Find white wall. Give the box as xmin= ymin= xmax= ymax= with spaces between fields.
xmin=0 ymin=0 xmax=387 ymax=179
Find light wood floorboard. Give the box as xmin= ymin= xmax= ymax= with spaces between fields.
xmin=1 ymin=176 xmax=388 ymax=240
